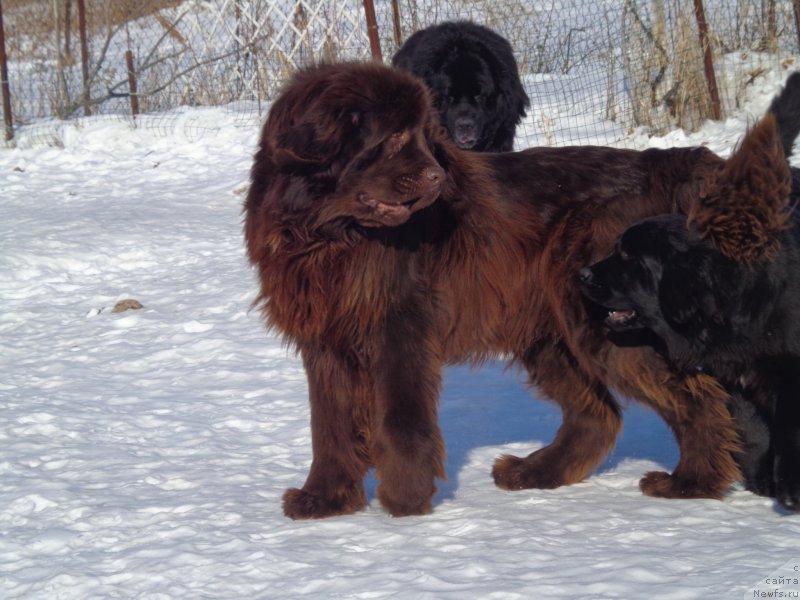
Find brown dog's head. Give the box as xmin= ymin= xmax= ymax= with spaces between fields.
xmin=246 ymin=62 xmax=449 ymax=237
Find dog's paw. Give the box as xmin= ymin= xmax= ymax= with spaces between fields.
xmin=743 ymin=474 xmax=775 ymax=498
xmin=376 ymin=486 xmax=434 ymax=517
xmin=492 ymin=454 xmax=565 ymax=491
xmin=775 ymin=481 xmax=800 ymax=512
xmin=639 ymin=471 xmax=724 ymax=499
xmin=282 ymin=487 xmax=366 ymax=520
xmin=774 ymin=453 xmax=800 ymax=512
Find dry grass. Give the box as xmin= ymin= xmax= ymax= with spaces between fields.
xmin=3 ymin=0 xmax=184 ymax=61
xmin=4 ymin=0 xmax=183 ymax=27
xmin=670 ymin=9 xmax=715 ymax=132
xmin=620 ymin=0 xmax=718 ymax=135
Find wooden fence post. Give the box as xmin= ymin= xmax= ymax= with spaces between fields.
xmin=77 ymin=0 xmax=90 ymax=116
xmin=362 ymin=0 xmax=382 ymax=62
xmin=693 ymin=0 xmax=721 ymax=120
xmin=125 ymin=49 xmax=139 ymax=118
xmin=0 ymin=0 xmax=13 ymax=141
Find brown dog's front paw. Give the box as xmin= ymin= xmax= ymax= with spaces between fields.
xmin=376 ymin=481 xmax=435 ymax=517
xmin=377 ymin=491 xmax=433 ymax=517
xmin=492 ymin=454 xmax=565 ymax=491
xmin=282 ymin=487 xmax=366 ymax=520
xmin=639 ymin=471 xmax=723 ymax=500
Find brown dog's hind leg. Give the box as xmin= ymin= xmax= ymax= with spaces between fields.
xmin=614 ymin=354 xmax=741 ymax=499
xmin=493 ymin=346 xmax=622 ymax=490
xmin=282 ymin=347 xmax=372 ymax=520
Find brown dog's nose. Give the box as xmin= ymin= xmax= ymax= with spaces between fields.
xmin=424 ymin=166 xmax=445 ymax=184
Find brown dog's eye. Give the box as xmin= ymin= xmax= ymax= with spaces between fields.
xmin=386 ymin=130 xmax=407 ymax=157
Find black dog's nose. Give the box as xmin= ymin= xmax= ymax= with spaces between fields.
xmin=455 ymin=117 xmax=475 ymax=133
xmin=579 ymin=267 xmax=593 ymax=284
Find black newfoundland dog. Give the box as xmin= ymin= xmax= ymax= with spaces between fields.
xmin=580 ymin=73 xmax=800 ymax=512
xmin=392 ymin=21 xmax=530 ymax=152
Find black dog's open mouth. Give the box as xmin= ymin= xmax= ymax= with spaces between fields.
xmin=605 ymin=307 xmax=637 ymax=327
xmin=455 ymin=135 xmax=477 ymax=149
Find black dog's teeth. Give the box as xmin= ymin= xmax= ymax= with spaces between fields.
xmin=608 ymin=309 xmax=635 ymax=323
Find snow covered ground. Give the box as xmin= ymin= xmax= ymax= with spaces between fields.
xmin=2 ymin=73 xmax=800 ymax=599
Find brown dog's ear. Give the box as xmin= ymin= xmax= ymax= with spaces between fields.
xmin=688 ymin=113 xmax=792 ymax=263
xmin=261 ymin=65 xmax=362 ymax=170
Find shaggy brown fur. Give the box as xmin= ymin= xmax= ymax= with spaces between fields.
xmin=688 ymin=113 xmax=793 ymax=263
xmin=578 ymin=79 xmax=800 ymax=510
xmin=244 ymin=62 xmax=741 ymax=519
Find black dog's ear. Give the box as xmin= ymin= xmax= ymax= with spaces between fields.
xmin=659 ymin=248 xmax=736 ymax=331
xmin=689 ymin=113 xmax=792 ymax=263
xmin=659 ymin=260 xmax=701 ymax=327
xmin=475 ymin=39 xmax=530 ymax=120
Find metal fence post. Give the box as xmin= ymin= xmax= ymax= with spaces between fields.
xmin=77 ymin=0 xmax=91 ymax=116
xmin=693 ymin=0 xmax=721 ymax=120
xmin=362 ymin=0 xmax=382 ymax=61
xmin=793 ymin=0 xmax=800 ymax=50
xmin=0 ymin=0 xmax=13 ymax=142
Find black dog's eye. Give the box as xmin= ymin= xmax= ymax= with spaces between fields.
xmin=620 ymin=249 xmax=632 ymax=261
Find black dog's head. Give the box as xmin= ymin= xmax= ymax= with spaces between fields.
xmin=391 ymin=21 xmax=530 ymax=153
xmin=580 ymin=107 xmax=793 ymax=371
xmin=580 ymin=214 xmax=739 ymax=370
xmin=431 ymin=53 xmax=494 ymax=150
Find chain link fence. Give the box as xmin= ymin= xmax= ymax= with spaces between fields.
xmin=2 ymin=0 xmax=799 ymax=147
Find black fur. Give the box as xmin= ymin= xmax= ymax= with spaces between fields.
xmin=582 ymin=216 xmax=800 ymax=510
xmin=392 ymin=21 xmax=529 ymax=152
xmin=579 ymin=73 xmax=800 ymax=512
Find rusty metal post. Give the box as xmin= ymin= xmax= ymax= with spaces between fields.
xmin=766 ymin=0 xmax=777 ymax=51
xmin=0 ymin=0 xmax=13 ymax=141
xmin=693 ymin=0 xmax=721 ymax=120
xmin=390 ymin=0 xmax=403 ymax=49
xmin=64 ymin=0 xmax=72 ymax=59
xmin=125 ymin=49 xmax=139 ymax=118
xmin=77 ymin=0 xmax=90 ymax=116
xmin=793 ymin=0 xmax=800 ymax=50
xmin=362 ymin=0 xmax=382 ymax=62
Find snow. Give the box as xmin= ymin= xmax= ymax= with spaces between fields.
xmin=2 ymin=80 xmax=800 ymax=600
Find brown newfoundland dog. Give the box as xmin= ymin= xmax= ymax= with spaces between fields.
xmin=244 ymin=61 xmax=740 ymax=519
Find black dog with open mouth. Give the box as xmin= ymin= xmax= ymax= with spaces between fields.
xmin=580 ymin=73 xmax=800 ymax=512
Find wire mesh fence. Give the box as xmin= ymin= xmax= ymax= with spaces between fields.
xmin=2 ymin=0 xmax=799 ymax=147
